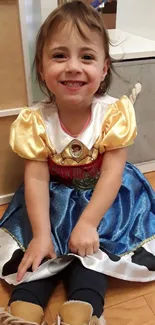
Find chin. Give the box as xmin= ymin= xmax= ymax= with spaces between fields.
xmin=63 ymin=95 xmax=84 ymax=105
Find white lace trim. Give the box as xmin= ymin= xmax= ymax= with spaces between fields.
xmin=99 ymin=316 xmax=106 ymax=325
xmin=53 ymin=314 xmax=106 ymax=325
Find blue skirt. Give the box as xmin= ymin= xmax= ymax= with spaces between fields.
xmin=1 ymin=162 xmax=155 ymax=285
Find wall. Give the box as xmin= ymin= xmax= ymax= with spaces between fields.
xmin=0 ymin=0 xmax=28 ymax=109
xmin=19 ymin=0 xmax=58 ymax=103
xmin=116 ymin=0 xmax=155 ymax=41
xmin=21 ymin=0 xmax=43 ymax=102
xmin=41 ymin=0 xmax=57 ymax=22
xmin=0 ymin=0 xmax=27 ymax=203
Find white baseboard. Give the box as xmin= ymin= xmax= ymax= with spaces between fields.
xmin=0 ymin=193 xmax=14 ymax=205
xmin=0 ymin=108 xmax=21 ymax=117
xmin=0 ymin=161 xmax=155 ymax=206
xmin=135 ymin=160 xmax=155 ymax=174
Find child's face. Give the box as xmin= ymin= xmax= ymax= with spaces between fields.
xmin=41 ymin=22 xmax=108 ymax=108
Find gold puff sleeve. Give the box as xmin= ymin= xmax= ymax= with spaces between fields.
xmin=10 ymin=107 xmax=49 ymax=161
xmin=99 ymin=96 xmax=137 ymax=153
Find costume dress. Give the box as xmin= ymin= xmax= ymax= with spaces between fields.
xmin=1 ymin=94 xmax=155 ymax=285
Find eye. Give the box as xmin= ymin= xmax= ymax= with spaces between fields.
xmin=52 ymin=53 xmax=66 ymax=60
xmin=82 ymin=54 xmax=94 ymax=61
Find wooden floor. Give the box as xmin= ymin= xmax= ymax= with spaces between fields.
xmin=1 ymin=172 xmax=155 ymax=324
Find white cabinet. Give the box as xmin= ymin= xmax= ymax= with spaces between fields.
xmin=116 ymin=0 xmax=155 ymax=41
xmin=109 ymin=59 xmax=155 ymax=170
xmin=108 ymin=0 xmax=155 ymax=171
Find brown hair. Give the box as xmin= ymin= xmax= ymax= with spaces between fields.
xmin=33 ymin=0 xmax=113 ymax=102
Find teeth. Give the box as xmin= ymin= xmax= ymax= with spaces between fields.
xmin=63 ymin=82 xmax=83 ymax=87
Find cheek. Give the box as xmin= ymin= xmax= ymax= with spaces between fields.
xmin=88 ymin=64 xmax=104 ymax=81
xmin=43 ymin=68 xmax=61 ymax=93
xmin=86 ymin=66 xmax=104 ymax=93
xmin=43 ymin=64 xmax=61 ymax=82
xmin=89 ymin=68 xmax=104 ymax=88
xmin=45 ymin=68 xmax=55 ymax=80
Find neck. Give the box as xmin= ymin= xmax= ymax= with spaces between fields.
xmin=56 ymin=98 xmax=92 ymax=115
xmin=56 ymin=99 xmax=92 ymax=136
xmin=56 ymin=98 xmax=93 ymax=122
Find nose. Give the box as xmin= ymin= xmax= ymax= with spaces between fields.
xmin=65 ymin=57 xmax=82 ymax=74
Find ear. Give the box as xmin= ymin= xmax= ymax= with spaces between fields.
xmin=101 ymin=58 xmax=109 ymax=81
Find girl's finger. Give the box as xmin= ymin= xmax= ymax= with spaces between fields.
xmin=17 ymin=256 xmax=33 ymax=282
xmin=32 ymin=256 xmax=43 ymax=272
xmin=93 ymin=242 xmax=100 ymax=253
xmin=19 ymin=253 xmax=28 ymax=266
xmin=17 ymin=254 xmax=31 ymax=273
xmin=77 ymin=248 xmax=86 ymax=257
xmin=86 ymin=247 xmax=94 ymax=256
xmin=68 ymin=240 xmax=78 ymax=253
xmin=69 ymin=244 xmax=78 ymax=254
xmin=32 ymin=248 xmax=57 ymax=272
xmin=49 ymin=249 xmax=57 ymax=259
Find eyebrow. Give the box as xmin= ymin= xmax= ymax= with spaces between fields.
xmin=49 ymin=46 xmax=98 ymax=53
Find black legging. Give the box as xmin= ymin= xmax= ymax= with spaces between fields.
xmin=9 ymin=259 xmax=108 ymax=317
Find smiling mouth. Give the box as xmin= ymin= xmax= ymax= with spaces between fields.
xmin=60 ymin=81 xmax=87 ymax=88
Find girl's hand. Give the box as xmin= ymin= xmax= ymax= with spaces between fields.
xmin=17 ymin=236 xmax=56 ymax=282
xmin=69 ymin=219 xmax=99 ymax=257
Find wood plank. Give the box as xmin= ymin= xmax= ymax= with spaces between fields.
xmin=0 ymin=280 xmax=12 ymax=307
xmin=144 ymin=292 xmax=155 ymax=315
xmin=105 ymin=278 xmax=155 ymax=308
xmin=0 ymin=205 xmax=7 ymax=218
xmin=0 ymin=0 xmax=27 ymax=109
xmin=145 ymin=172 xmax=155 ymax=190
xmin=104 ymin=296 xmax=155 ymax=325
xmin=48 ymin=283 xmax=66 ymax=322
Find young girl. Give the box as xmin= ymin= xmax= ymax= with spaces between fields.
xmin=0 ymin=1 xmax=155 ymax=324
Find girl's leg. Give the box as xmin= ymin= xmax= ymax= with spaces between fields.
xmin=9 ymin=274 xmax=60 ymax=308
xmin=63 ymin=259 xmax=108 ymax=317
xmin=1 ymin=274 xmax=61 ymax=325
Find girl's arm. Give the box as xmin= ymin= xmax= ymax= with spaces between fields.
xmin=17 ymin=160 xmax=56 ymax=282
xmin=24 ymin=160 xmax=51 ymax=237
xmin=69 ymin=148 xmax=127 ymax=256
xmin=80 ymin=147 xmax=127 ymax=226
